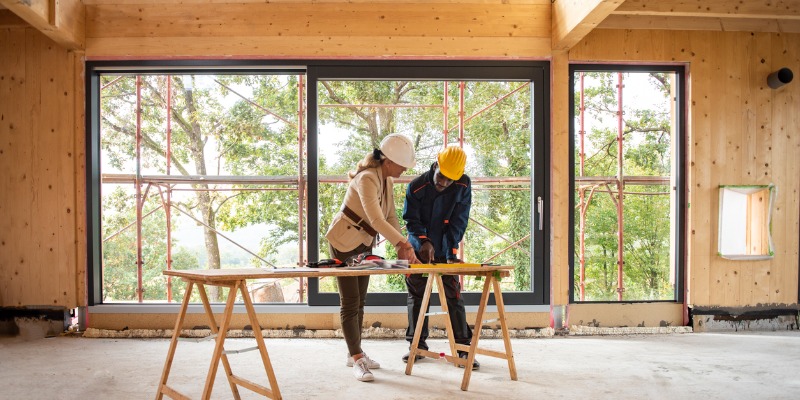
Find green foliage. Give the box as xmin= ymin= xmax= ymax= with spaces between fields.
xmin=101 ymin=187 xmax=200 ymax=301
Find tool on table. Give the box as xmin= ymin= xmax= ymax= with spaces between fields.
xmin=306 ymin=258 xmax=343 ymax=268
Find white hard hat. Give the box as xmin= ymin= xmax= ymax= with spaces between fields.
xmin=380 ymin=133 xmax=416 ymax=169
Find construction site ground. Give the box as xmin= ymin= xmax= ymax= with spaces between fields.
xmin=1 ymin=330 xmax=799 ymax=399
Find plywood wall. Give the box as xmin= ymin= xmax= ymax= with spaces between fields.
xmin=84 ymin=1 xmax=552 ymax=59
xmin=568 ymin=30 xmax=800 ymax=307
xmin=0 ymin=26 xmax=85 ymax=309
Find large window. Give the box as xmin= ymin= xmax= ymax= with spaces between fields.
xmin=569 ymin=65 xmax=686 ymax=302
xmin=92 ymin=70 xmax=306 ymax=304
xmin=87 ymin=61 xmax=549 ymax=307
xmin=308 ymin=64 xmax=548 ymax=306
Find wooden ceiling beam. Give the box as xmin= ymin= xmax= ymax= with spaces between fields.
xmin=0 ymin=9 xmax=29 ymax=28
xmin=552 ymin=0 xmax=624 ymax=51
xmin=600 ymin=0 xmax=800 ymax=33
xmin=599 ymin=14 xmax=800 ymax=33
xmin=615 ymin=0 xmax=800 ymax=18
xmin=0 ymin=0 xmax=85 ymax=49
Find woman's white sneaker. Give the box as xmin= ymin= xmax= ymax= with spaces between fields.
xmin=352 ymin=357 xmax=374 ymax=382
xmin=347 ymin=353 xmax=381 ymax=369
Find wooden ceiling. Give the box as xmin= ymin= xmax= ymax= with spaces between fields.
xmin=601 ymin=0 xmax=800 ymax=33
xmin=1 ymin=0 xmax=799 ymax=52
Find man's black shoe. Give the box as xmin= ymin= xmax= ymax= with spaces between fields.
xmin=402 ymin=352 xmax=425 ymax=363
xmin=457 ymin=352 xmax=480 ymax=370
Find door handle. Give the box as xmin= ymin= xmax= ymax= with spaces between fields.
xmin=537 ymin=196 xmax=544 ymax=231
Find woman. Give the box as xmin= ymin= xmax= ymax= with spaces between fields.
xmin=325 ymin=133 xmax=421 ymax=382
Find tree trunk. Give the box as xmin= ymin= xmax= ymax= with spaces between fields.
xmin=198 ymin=189 xmax=222 ymax=301
xmin=185 ymin=86 xmax=223 ymax=302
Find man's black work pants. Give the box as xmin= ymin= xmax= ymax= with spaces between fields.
xmin=405 ymin=272 xmax=472 ymax=351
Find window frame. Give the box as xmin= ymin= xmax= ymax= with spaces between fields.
xmin=85 ymin=60 xmax=550 ymax=307
xmin=307 ymin=61 xmax=550 ymax=307
xmin=567 ymin=63 xmax=687 ymax=304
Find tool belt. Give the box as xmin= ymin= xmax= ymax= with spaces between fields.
xmin=342 ymin=205 xmax=378 ymax=237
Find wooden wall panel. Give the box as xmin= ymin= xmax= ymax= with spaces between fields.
xmin=773 ymin=32 xmax=800 ymax=303
xmin=0 ymin=27 xmax=80 ymax=308
xmin=84 ymin=2 xmax=552 ymax=59
xmin=0 ymin=27 xmax=27 ymax=306
xmin=569 ymin=302 xmax=684 ymax=328
xmin=73 ymin=52 xmax=87 ymax=309
xmin=569 ymin=29 xmax=800 ymax=307
xmin=26 ymin=29 xmax=45 ymax=306
xmin=550 ymin=50 xmax=570 ymax=307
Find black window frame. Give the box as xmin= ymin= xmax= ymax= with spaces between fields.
xmin=307 ymin=61 xmax=549 ymax=307
xmin=568 ymin=63 xmax=687 ymax=304
xmin=85 ymin=60 xmax=550 ymax=307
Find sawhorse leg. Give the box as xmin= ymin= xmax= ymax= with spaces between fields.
xmin=493 ymin=277 xmax=517 ymax=381
xmin=405 ymin=273 xmax=462 ymax=374
xmin=198 ymin=281 xmax=240 ymax=399
xmin=459 ymin=273 xmax=517 ymax=391
xmin=435 ymin=274 xmax=459 ymax=363
xmin=156 ymin=280 xmax=194 ymax=400
xmin=198 ymin=280 xmax=283 ymax=400
xmin=238 ymin=280 xmax=282 ymax=399
xmin=404 ymin=274 xmax=434 ymax=376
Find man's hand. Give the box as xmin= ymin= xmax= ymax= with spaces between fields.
xmin=447 ymin=258 xmax=464 ymax=264
xmin=419 ymin=241 xmax=435 ymax=263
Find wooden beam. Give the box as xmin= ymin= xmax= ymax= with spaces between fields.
xmin=0 ymin=9 xmax=29 ymax=28
xmin=607 ymin=0 xmax=800 ymax=33
xmin=552 ymin=0 xmax=623 ymax=50
xmin=84 ymin=2 xmax=553 ymax=58
xmin=86 ymin=35 xmax=552 ymax=59
xmin=0 ymin=0 xmax=85 ymax=50
xmin=86 ymin=3 xmax=549 ymax=39
xmin=599 ymin=14 xmax=800 ymax=33
xmin=616 ymin=0 xmax=800 ymax=19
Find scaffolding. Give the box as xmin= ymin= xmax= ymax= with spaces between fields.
xmin=100 ymin=76 xmax=532 ymax=303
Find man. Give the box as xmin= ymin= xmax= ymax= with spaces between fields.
xmin=401 ymin=145 xmax=479 ymax=370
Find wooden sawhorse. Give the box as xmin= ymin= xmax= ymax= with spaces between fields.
xmin=403 ymin=269 xmax=518 ymax=391
xmin=155 ymin=278 xmax=281 ymax=400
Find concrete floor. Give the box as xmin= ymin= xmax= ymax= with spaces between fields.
xmin=1 ymin=331 xmax=799 ymax=399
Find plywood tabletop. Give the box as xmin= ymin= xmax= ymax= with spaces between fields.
xmin=163 ymin=264 xmax=513 ymax=282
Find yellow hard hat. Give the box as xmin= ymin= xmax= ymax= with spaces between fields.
xmin=437 ymin=146 xmax=467 ymax=180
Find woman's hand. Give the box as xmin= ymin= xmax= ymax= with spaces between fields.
xmin=396 ymin=241 xmax=420 ymax=264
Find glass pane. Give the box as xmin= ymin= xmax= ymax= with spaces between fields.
xmin=318 ymin=80 xmax=532 ymax=293
xmin=100 ymin=73 xmax=305 ymax=303
xmin=573 ymin=71 xmax=677 ymax=301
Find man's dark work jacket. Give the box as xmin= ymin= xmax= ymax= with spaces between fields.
xmin=403 ymin=162 xmax=471 ymax=261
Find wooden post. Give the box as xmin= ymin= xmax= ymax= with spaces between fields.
xmin=239 ymin=281 xmax=282 ymax=399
